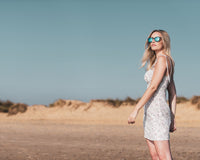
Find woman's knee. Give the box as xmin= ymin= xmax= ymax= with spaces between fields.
xmin=150 ymin=152 xmax=159 ymax=160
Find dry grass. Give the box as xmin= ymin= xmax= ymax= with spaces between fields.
xmin=8 ymin=103 xmax=28 ymax=115
xmin=0 ymin=100 xmax=28 ymax=115
xmin=189 ymin=96 xmax=200 ymax=110
xmin=197 ymin=103 xmax=200 ymax=110
xmin=90 ymin=96 xmax=137 ymax=108
xmin=49 ymin=99 xmax=67 ymax=107
xmin=0 ymin=100 xmax=14 ymax=113
xmin=190 ymin=96 xmax=200 ymax=105
xmin=49 ymin=99 xmax=87 ymax=111
xmin=1 ymin=95 xmax=200 ymax=116
xmin=176 ymin=96 xmax=189 ymax=104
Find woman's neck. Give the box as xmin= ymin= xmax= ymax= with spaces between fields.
xmin=155 ymin=50 xmax=165 ymax=58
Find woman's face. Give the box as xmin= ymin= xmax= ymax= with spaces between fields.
xmin=149 ymin=32 xmax=164 ymax=51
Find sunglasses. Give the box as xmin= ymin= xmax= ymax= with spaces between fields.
xmin=148 ymin=37 xmax=162 ymax=43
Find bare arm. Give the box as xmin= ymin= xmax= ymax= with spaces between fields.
xmin=128 ymin=56 xmax=167 ymax=123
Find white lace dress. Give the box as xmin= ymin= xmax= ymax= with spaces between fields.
xmin=143 ymin=54 xmax=172 ymax=141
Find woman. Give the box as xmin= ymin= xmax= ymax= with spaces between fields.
xmin=128 ymin=30 xmax=177 ymax=160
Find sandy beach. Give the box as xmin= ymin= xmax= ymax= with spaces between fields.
xmin=0 ymin=101 xmax=199 ymax=160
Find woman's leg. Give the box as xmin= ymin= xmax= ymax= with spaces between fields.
xmin=154 ymin=140 xmax=172 ymax=160
xmin=146 ymin=139 xmax=160 ymax=160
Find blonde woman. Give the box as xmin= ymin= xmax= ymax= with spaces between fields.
xmin=128 ymin=30 xmax=177 ymax=160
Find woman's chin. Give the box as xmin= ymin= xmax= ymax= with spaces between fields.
xmin=151 ymin=47 xmax=162 ymax=52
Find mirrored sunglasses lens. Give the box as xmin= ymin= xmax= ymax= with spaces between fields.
xmin=148 ymin=38 xmax=153 ymax=43
xmin=154 ymin=37 xmax=161 ymax=42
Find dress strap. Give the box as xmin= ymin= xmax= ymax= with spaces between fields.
xmin=157 ymin=54 xmax=171 ymax=82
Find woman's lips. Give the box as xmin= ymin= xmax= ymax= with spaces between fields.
xmin=151 ymin=44 xmax=156 ymax=46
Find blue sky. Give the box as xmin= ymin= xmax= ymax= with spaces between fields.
xmin=0 ymin=0 xmax=200 ymax=105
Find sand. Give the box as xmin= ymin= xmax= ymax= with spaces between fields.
xmin=0 ymin=101 xmax=199 ymax=160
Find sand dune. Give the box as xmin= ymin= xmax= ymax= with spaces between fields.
xmin=0 ymin=100 xmax=199 ymax=127
xmin=0 ymin=100 xmax=199 ymax=160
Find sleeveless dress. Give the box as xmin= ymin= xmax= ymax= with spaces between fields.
xmin=143 ymin=54 xmax=172 ymax=141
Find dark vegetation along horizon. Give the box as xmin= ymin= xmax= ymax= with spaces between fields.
xmin=0 ymin=96 xmax=200 ymax=116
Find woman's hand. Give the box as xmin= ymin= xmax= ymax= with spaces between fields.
xmin=128 ymin=109 xmax=138 ymax=124
xmin=170 ymin=119 xmax=176 ymax=132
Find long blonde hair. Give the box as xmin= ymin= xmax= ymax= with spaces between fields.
xmin=141 ymin=29 xmax=175 ymax=75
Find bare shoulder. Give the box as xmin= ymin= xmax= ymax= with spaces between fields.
xmin=155 ymin=55 xmax=167 ymax=67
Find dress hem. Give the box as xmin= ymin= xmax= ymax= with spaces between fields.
xmin=144 ymin=136 xmax=170 ymax=141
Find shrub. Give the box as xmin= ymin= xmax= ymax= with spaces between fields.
xmin=106 ymin=98 xmax=123 ymax=107
xmin=124 ymin=96 xmax=137 ymax=105
xmin=134 ymin=97 xmax=141 ymax=104
xmin=0 ymin=105 xmax=10 ymax=113
xmin=90 ymin=97 xmax=139 ymax=107
xmin=176 ymin=96 xmax=189 ymax=104
xmin=49 ymin=99 xmax=66 ymax=107
xmin=0 ymin=100 xmax=14 ymax=113
xmin=104 ymin=97 xmax=139 ymax=107
xmin=8 ymin=103 xmax=28 ymax=115
xmin=190 ymin=96 xmax=200 ymax=105
xmin=197 ymin=103 xmax=200 ymax=110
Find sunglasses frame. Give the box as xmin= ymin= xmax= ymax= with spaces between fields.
xmin=148 ymin=36 xmax=162 ymax=43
